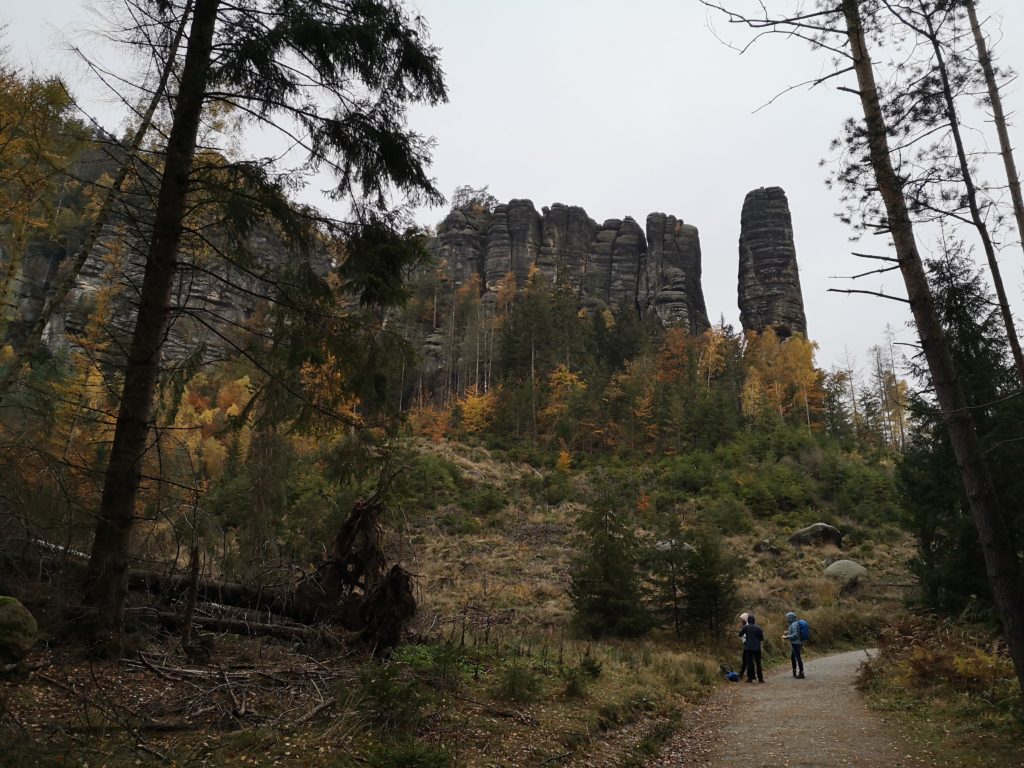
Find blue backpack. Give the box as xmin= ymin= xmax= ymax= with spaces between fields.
xmin=797 ymin=619 xmax=811 ymax=642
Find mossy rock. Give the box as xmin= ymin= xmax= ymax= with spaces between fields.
xmin=0 ymin=596 xmax=38 ymax=663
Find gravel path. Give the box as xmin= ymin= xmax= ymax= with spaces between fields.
xmin=652 ymin=649 xmax=937 ymax=768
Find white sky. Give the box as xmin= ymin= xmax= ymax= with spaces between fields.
xmin=5 ymin=0 xmax=1024 ymax=373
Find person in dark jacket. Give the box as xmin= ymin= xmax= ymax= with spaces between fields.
xmin=783 ymin=610 xmax=805 ymax=678
xmin=739 ymin=614 xmax=765 ymax=682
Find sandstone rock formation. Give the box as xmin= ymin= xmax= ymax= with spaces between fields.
xmin=645 ymin=213 xmax=710 ymax=334
xmin=537 ymin=203 xmax=596 ymax=291
xmin=433 ymin=206 xmax=490 ymax=286
xmin=484 ymin=199 xmax=544 ymax=290
xmin=738 ymin=187 xmax=807 ymax=338
xmin=582 ymin=217 xmax=646 ymax=310
xmin=428 ymin=199 xmax=716 ymax=328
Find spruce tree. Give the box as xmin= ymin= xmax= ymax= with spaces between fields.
xmin=643 ymin=516 xmax=689 ymax=637
xmin=901 ymin=242 xmax=1024 ymax=616
xmin=569 ymin=479 xmax=651 ymax=638
xmin=679 ymin=528 xmax=741 ymax=637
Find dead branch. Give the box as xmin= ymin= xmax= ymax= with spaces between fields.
xmin=831 ymin=265 xmax=901 ymax=279
xmin=827 ymin=288 xmax=910 ymax=303
xmin=451 ymin=693 xmax=539 ymax=726
xmin=851 ymin=252 xmax=899 ymax=262
xmin=294 ymin=699 xmax=336 ymax=725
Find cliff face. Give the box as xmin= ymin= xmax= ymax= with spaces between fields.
xmin=737 ymin=187 xmax=807 ymax=339
xmin=429 ymin=199 xmax=712 ymax=330
xmin=645 ymin=213 xmax=710 ymax=335
xmin=8 ymin=187 xmax=807 ymax=369
xmin=433 ymin=207 xmax=490 ymax=287
xmin=485 ymin=199 xmax=543 ymax=289
xmin=538 ymin=203 xmax=596 ymax=291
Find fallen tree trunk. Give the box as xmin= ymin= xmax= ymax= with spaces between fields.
xmin=20 ymin=497 xmax=416 ymax=653
xmin=126 ymin=569 xmax=345 ymax=626
xmin=146 ymin=609 xmax=336 ymax=644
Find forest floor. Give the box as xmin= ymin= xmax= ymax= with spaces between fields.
xmin=650 ymin=649 xmax=939 ymax=768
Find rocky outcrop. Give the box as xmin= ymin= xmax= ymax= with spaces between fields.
xmin=12 ymin=186 xmax=813 ymax=365
xmin=582 ymin=217 xmax=646 ymax=310
xmin=645 ymin=213 xmax=710 ymax=334
xmin=537 ymin=203 xmax=596 ymax=292
xmin=484 ymin=199 xmax=543 ymax=290
xmin=738 ymin=187 xmax=807 ymax=338
xmin=788 ymin=522 xmax=843 ymax=548
xmin=433 ymin=206 xmax=491 ymax=286
xmin=429 ymin=200 xmax=715 ymax=323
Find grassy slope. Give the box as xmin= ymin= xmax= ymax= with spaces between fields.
xmin=2 ymin=438 xmax=918 ymax=767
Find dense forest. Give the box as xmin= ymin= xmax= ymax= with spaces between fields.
xmin=2 ymin=0 xmax=1024 ymax=766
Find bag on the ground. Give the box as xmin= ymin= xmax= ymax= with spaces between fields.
xmin=719 ymin=664 xmax=740 ymax=682
xmin=797 ymin=618 xmax=811 ymax=641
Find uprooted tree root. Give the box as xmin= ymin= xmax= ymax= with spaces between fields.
xmin=12 ymin=496 xmax=417 ymax=657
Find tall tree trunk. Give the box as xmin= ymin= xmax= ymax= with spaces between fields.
xmin=842 ymin=0 xmax=1024 ymax=694
xmin=920 ymin=6 xmax=1024 ymax=382
xmin=83 ymin=0 xmax=221 ymax=636
xmin=0 ymin=0 xmax=194 ymax=395
xmin=965 ymin=0 xmax=1024 ymax=262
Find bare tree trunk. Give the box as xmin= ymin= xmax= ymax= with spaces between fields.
xmin=919 ymin=6 xmax=1024 ymax=382
xmin=872 ymin=347 xmax=893 ymax=447
xmin=83 ymin=0 xmax=221 ymax=636
xmin=885 ymin=325 xmax=906 ymax=450
xmin=842 ymin=0 xmax=1024 ymax=694
xmin=0 ymin=0 xmax=194 ymax=395
xmin=965 ymin=0 xmax=1024 ymax=259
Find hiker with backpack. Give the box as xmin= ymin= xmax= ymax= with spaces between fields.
xmin=782 ymin=611 xmax=809 ymax=678
xmin=739 ymin=613 xmax=765 ymax=682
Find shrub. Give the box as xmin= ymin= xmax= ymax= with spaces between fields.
xmin=579 ymin=653 xmax=603 ymax=679
xmin=368 ymin=741 xmax=453 ymax=768
xmin=356 ymin=661 xmax=430 ymax=733
xmin=561 ymin=663 xmax=590 ymax=698
xmin=389 ymin=454 xmax=461 ymax=513
xmin=391 ymin=642 xmax=469 ymax=690
xmin=465 ymin=484 xmax=506 ymax=515
xmin=492 ymin=662 xmax=543 ymax=703
xmin=437 ymin=506 xmax=481 ymax=535
xmin=805 ymin=606 xmax=886 ymax=647
xmin=699 ymin=495 xmax=752 ymax=534
xmin=542 ymin=471 xmax=573 ymax=505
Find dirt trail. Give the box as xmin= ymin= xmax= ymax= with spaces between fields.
xmin=652 ymin=649 xmax=937 ymax=768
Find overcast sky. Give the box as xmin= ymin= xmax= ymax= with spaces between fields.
xmin=5 ymin=0 xmax=1024 ymax=373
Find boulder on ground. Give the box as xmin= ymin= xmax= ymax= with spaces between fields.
xmin=788 ymin=522 xmax=843 ymax=548
xmin=0 ymin=596 xmax=37 ymax=664
xmin=824 ymin=559 xmax=867 ymax=582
